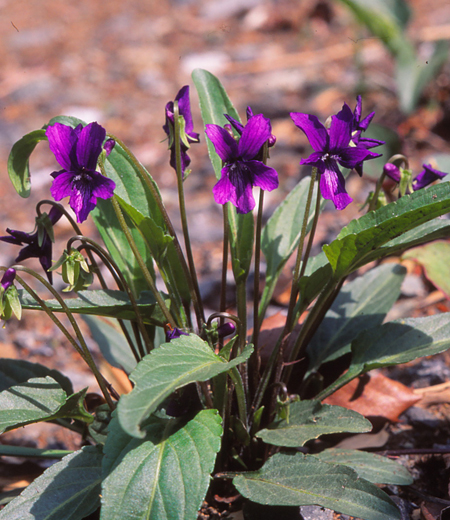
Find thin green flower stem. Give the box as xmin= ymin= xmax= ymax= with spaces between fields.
xmin=36 ymin=200 xmax=108 ymax=289
xmin=69 ymin=236 xmax=150 ymax=358
xmin=235 ymin=278 xmax=249 ymax=400
xmin=173 ymin=101 xmax=205 ymax=330
xmin=298 ymin=172 xmax=322 ymax=281
xmin=13 ymin=268 xmax=115 ymax=409
xmin=229 ymin=366 xmax=248 ymax=430
xmin=284 ymin=168 xmax=318 ymax=333
xmin=251 ymin=189 xmax=264 ymax=351
xmin=110 ymin=196 xmax=176 ymax=328
xmin=74 ymin=243 xmax=144 ymax=362
xmin=105 ymin=134 xmax=197 ymax=323
xmin=368 ymin=154 xmax=409 ymax=212
xmin=282 ymin=277 xmax=345 ymax=387
xmin=219 ymin=204 xmax=229 ymax=352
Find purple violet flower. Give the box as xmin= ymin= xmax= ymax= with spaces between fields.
xmin=383 ymin=163 xmax=401 ymax=183
xmin=206 ymin=114 xmax=279 ymax=214
xmin=46 ymin=122 xmax=116 ymax=223
xmin=413 ymin=164 xmax=447 ymax=191
xmin=0 ymin=206 xmax=62 ymax=284
xmin=290 ymin=104 xmax=379 ymax=210
xmin=163 ymin=86 xmax=200 ymax=176
xmin=224 ymin=106 xmax=277 ymax=152
xmin=166 ymin=327 xmax=189 ymax=342
xmin=1 ymin=268 xmax=16 ymax=292
xmin=351 ymin=96 xmax=384 ymax=176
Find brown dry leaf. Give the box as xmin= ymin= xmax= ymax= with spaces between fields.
xmin=413 ymin=382 xmax=450 ymax=408
xmin=323 ymin=371 xmax=421 ymax=422
xmin=334 ymin=424 xmax=390 ymax=450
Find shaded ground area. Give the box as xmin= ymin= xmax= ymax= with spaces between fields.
xmin=1 ymin=0 xmax=450 ymax=518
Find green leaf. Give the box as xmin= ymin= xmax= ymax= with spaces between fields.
xmin=81 ymin=315 xmax=138 ymax=374
xmin=0 ymin=378 xmax=92 ymax=434
xmin=192 ymin=68 xmax=254 ymax=283
xmin=323 ymin=182 xmax=450 ymax=278
xmin=7 ymin=129 xmax=47 ymax=198
xmin=260 ymin=178 xmax=321 ymax=312
xmin=321 ymin=312 xmax=450 ymax=398
xmin=0 ymin=446 xmax=102 ymax=520
xmin=0 ymin=445 xmax=72 ymax=459
xmin=0 ymin=359 xmax=73 ymax=394
xmin=315 ymin=449 xmax=413 ymax=485
xmin=256 ymin=400 xmax=371 ymax=447
xmin=232 ymin=452 xmax=400 ymax=519
xmin=403 ymin=241 xmax=450 ymax=298
xmin=118 ymin=334 xmax=253 ymax=438
xmin=101 ymin=410 xmax=222 ymax=520
xmin=306 ymin=263 xmax=406 ymax=373
xmin=46 ymin=115 xmax=87 ymax=128
xmin=19 ymin=289 xmax=160 ymax=323
xmin=192 ymin=68 xmax=240 ymax=181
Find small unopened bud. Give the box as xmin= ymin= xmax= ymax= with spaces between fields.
xmin=217 ymin=322 xmax=236 ymax=338
xmin=1 ymin=268 xmax=16 ymax=292
xmin=103 ymin=138 xmax=115 ymax=157
xmin=383 ymin=163 xmax=401 ymax=183
xmin=165 ymin=327 xmax=189 ymax=342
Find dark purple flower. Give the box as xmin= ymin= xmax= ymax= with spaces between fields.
xmin=351 ymin=96 xmax=384 ymax=176
xmin=1 ymin=268 xmax=16 ymax=292
xmin=206 ymin=114 xmax=279 ymax=214
xmin=413 ymin=164 xmax=447 ymax=191
xmin=224 ymin=106 xmax=277 ymax=151
xmin=383 ymin=163 xmax=401 ymax=183
xmin=290 ymin=104 xmax=379 ymax=210
xmin=217 ymin=322 xmax=236 ymax=338
xmin=46 ymin=122 xmax=116 ymax=223
xmin=0 ymin=207 xmax=62 ymax=283
xmin=163 ymin=86 xmax=200 ymax=176
xmin=166 ymin=327 xmax=189 ymax=342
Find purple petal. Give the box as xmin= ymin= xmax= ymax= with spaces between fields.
xmin=205 ymin=124 xmax=238 ymax=161
xmin=248 ymin=161 xmax=279 ymax=192
xmin=46 ymin=123 xmax=78 ymax=171
xmin=338 ymin=146 xmax=376 ymax=169
xmin=358 ymin=137 xmax=384 ymax=149
xmin=320 ymin=160 xmax=353 ymax=210
xmin=175 ymin=86 xmax=197 ymax=141
xmin=104 ymin=138 xmax=115 ymax=156
xmin=50 ymin=171 xmax=77 ymax=201
xmin=329 ymin=104 xmax=353 ymax=151
xmin=359 ymin=111 xmax=375 ymax=131
xmin=239 ymin=114 xmax=272 ymax=160
xmin=413 ymin=164 xmax=447 ymax=191
xmin=90 ymin=171 xmax=116 ymax=199
xmin=290 ymin=113 xmax=328 ymax=152
xmin=1 ymin=268 xmax=16 ymax=291
xmin=76 ymin=122 xmax=106 ymax=170
xmin=353 ymin=96 xmax=362 ymax=125
xmin=300 ymin=151 xmax=325 ymax=169
xmin=224 ymin=113 xmax=244 ymax=135
xmin=213 ymin=164 xmax=256 ymax=214
xmin=163 ymin=101 xmax=174 ymax=136
xmin=383 ymin=163 xmax=401 ymax=182
xmin=246 ymin=107 xmax=254 ymax=119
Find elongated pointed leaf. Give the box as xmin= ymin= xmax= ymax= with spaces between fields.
xmin=256 ymin=400 xmax=371 ymax=447
xmin=101 ymin=410 xmax=222 ymax=520
xmin=306 ymin=263 xmax=406 ymax=373
xmin=232 ymin=452 xmax=400 ymax=519
xmin=315 ymin=449 xmax=413 ymax=485
xmin=323 ymin=183 xmax=450 ymax=278
xmin=7 ymin=129 xmax=47 ymax=197
xmin=0 ymin=378 xmax=92 ymax=434
xmin=0 ymin=359 xmax=73 ymax=394
xmin=19 ymin=289 xmax=160 ymax=323
xmin=192 ymin=68 xmax=254 ymax=283
xmin=0 ymin=446 xmax=102 ymax=520
xmin=0 ymin=445 xmax=72 ymax=459
xmin=119 ymin=334 xmax=253 ymax=438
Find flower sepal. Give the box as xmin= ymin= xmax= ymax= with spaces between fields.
xmin=36 ymin=211 xmax=56 ymax=247
xmin=0 ymin=269 xmax=22 ymax=321
xmin=399 ymin=168 xmax=413 ymax=197
xmin=50 ymin=248 xmax=93 ymax=292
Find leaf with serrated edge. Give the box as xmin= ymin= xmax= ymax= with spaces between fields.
xmin=256 ymin=400 xmax=371 ymax=447
xmin=0 ymin=446 xmax=102 ymax=520
xmin=232 ymin=452 xmax=400 ymax=520
xmin=315 ymin=449 xmax=413 ymax=485
xmin=101 ymin=410 xmax=222 ymax=520
xmin=118 ymin=335 xmax=253 ymax=438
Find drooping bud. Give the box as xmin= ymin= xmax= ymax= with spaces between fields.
xmin=383 ymin=163 xmax=401 ymax=183
xmin=217 ymin=322 xmax=236 ymax=338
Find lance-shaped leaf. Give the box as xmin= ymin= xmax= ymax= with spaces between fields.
xmin=0 ymin=358 xmax=73 ymax=394
xmin=0 ymin=377 xmax=92 ymax=434
xmin=119 ymin=334 xmax=253 ymax=438
xmin=101 ymin=410 xmax=222 ymax=520
xmin=7 ymin=129 xmax=47 ymax=198
xmin=306 ymin=263 xmax=406 ymax=374
xmin=18 ymin=289 xmax=161 ymax=324
xmin=231 ymin=452 xmax=400 ymax=519
xmin=323 ymin=182 xmax=450 ymax=278
xmin=0 ymin=446 xmax=102 ymax=520
xmin=192 ymin=68 xmax=254 ymax=283
xmin=319 ymin=312 xmax=450 ymax=399
xmin=256 ymin=400 xmax=371 ymax=447
xmin=315 ymin=449 xmax=413 ymax=485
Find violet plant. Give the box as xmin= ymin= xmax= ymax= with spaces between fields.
xmin=1 ymin=69 xmax=450 ymax=520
